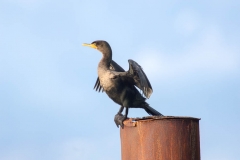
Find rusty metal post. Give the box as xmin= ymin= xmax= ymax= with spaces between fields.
xmin=120 ymin=116 xmax=200 ymax=160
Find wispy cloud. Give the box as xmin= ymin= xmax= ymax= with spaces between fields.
xmin=136 ymin=27 xmax=239 ymax=81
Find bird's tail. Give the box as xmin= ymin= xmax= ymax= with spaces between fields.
xmin=144 ymin=103 xmax=163 ymax=116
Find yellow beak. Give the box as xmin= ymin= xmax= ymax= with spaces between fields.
xmin=82 ymin=43 xmax=97 ymax=49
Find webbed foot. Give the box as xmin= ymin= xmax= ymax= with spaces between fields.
xmin=114 ymin=113 xmax=127 ymax=129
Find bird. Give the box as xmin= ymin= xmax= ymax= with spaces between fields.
xmin=82 ymin=40 xmax=163 ymax=128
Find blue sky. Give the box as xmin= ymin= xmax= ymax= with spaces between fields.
xmin=0 ymin=0 xmax=240 ymax=159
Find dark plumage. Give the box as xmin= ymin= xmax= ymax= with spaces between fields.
xmin=83 ymin=40 xmax=163 ymax=128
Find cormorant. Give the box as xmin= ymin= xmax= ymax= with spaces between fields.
xmin=83 ymin=40 xmax=163 ymax=128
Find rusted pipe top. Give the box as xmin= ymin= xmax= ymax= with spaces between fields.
xmin=123 ymin=116 xmax=200 ymax=127
xmin=120 ymin=116 xmax=201 ymax=160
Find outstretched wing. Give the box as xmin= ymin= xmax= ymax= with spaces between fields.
xmin=93 ymin=60 xmax=125 ymax=92
xmin=94 ymin=59 xmax=153 ymax=98
xmin=113 ymin=59 xmax=153 ymax=98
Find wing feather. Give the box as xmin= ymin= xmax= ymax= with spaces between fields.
xmin=128 ymin=59 xmax=153 ymax=98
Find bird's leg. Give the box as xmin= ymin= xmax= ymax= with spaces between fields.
xmin=120 ymin=107 xmax=128 ymax=128
xmin=114 ymin=106 xmax=124 ymax=128
xmin=114 ymin=106 xmax=128 ymax=128
xmin=117 ymin=105 xmax=124 ymax=114
xmin=124 ymin=107 xmax=128 ymax=119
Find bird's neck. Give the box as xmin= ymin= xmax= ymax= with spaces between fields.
xmin=99 ymin=51 xmax=112 ymax=69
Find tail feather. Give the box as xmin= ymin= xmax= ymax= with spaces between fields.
xmin=144 ymin=103 xmax=163 ymax=116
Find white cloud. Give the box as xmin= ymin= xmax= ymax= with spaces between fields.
xmin=136 ymin=27 xmax=240 ymax=81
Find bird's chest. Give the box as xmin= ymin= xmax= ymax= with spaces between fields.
xmin=98 ymin=70 xmax=117 ymax=91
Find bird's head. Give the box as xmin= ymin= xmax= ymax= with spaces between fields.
xmin=82 ymin=40 xmax=112 ymax=54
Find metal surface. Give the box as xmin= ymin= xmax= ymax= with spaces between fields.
xmin=120 ymin=116 xmax=201 ymax=160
